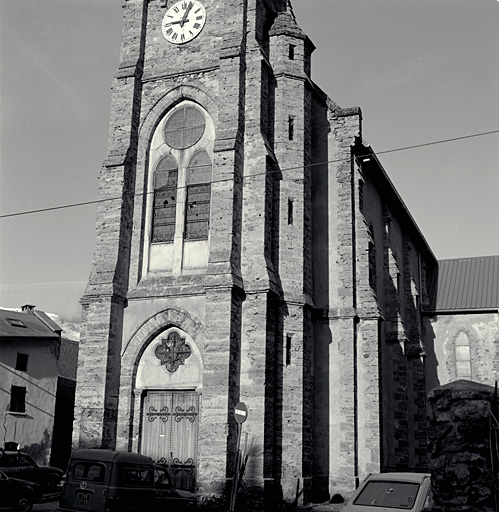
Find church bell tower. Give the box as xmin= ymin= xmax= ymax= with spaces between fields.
xmin=74 ymin=0 xmax=322 ymax=503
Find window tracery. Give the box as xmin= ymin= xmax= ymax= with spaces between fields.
xmin=145 ymin=101 xmax=214 ymax=274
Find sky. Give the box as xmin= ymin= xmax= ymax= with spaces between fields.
xmin=0 ymin=0 xmax=498 ymax=322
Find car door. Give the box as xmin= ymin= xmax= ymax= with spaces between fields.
xmin=16 ymin=453 xmax=40 ymax=484
xmin=154 ymin=466 xmax=187 ymax=510
xmin=0 ymin=471 xmax=14 ymax=508
xmin=0 ymin=453 xmax=23 ymax=480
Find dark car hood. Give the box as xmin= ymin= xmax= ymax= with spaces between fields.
xmin=7 ymin=476 xmax=42 ymax=490
xmin=34 ymin=465 xmax=64 ymax=475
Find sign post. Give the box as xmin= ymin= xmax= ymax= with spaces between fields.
xmin=229 ymin=402 xmax=248 ymax=512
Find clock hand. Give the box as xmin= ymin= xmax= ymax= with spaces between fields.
xmin=180 ymin=1 xmax=193 ymax=27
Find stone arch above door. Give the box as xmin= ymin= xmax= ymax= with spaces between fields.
xmin=121 ymin=307 xmax=205 ymax=362
xmin=115 ymin=307 xmax=204 ymax=453
xmin=136 ymin=327 xmax=203 ymax=391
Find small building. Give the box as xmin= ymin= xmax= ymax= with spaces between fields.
xmin=423 ymin=255 xmax=499 ymax=389
xmin=0 ymin=306 xmax=61 ymax=465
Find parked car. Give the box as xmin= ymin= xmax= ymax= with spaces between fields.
xmin=342 ymin=472 xmax=433 ymax=512
xmin=0 ymin=446 xmax=63 ymax=491
xmin=0 ymin=469 xmax=42 ymax=512
xmin=59 ymin=449 xmax=196 ymax=512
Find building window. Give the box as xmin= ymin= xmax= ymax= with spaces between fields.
xmin=163 ymin=104 xmax=205 ymax=150
xmin=152 ymin=155 xmax=178 ymax=243
xmin=288 ymin=116 xmax=295 ymax=140
xmin=368 ymin=228 xmax=376 ymax=292
xmin=286 ymin=335 xmax=292 ymax=366
xmin=150 ymin=102 xmax=213 ymax=245
xmin=15 ymin=353 xmax=29 ymax=372
xmin=288 ymin=44 xmax=295 ymax=60
xmin=9 ymin=386 xmax=26 ymax=413
xmin=287 ymin=199 xmax=294 ymax=225
xmin=5 ymin=318 xmax=26 ymax=328
xmin=185 ymin=151 xmax=212 ymax=240
xmin=358 ymin=179 xmax=364 ymax=213
xmin=455 ymin=331 xmax=472 ymax=380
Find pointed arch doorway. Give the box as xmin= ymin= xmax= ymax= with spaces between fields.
xmin=136 ymin=327 xmax=203 ymax=492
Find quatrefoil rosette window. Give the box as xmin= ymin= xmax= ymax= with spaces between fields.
xmin=155 ymin=331 xmax=192 ymax=373
xmin=151 ymin=102 xmax=214 ymax=244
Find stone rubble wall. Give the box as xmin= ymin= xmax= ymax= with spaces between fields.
xmin=427 ymin=379 xmax=497 ymax=512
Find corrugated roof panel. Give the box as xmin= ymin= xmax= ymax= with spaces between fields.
xmin=434 ymin=256 xmax=499 ymax=311
xmin=0 ymin=309 xmax=60 ymax=338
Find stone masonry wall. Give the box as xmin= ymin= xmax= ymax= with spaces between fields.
xmin=427 ymin=380 xmax=496 ymax=512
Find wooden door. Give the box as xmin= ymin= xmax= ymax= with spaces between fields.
xmin=141 ymin=391 xmax=199 ymax=492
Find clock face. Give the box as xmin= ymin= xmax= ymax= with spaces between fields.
xmin=162 ymin=1 xmax=206 ymax=45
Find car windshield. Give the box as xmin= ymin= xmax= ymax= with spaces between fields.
xmin=354 ymin=480 xmax=420 ymax=509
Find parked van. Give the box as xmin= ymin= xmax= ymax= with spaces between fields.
xmin=59 ymin=449 xmax=196 ymax=512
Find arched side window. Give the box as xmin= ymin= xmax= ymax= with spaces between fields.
xmin=185 ymin=151 xmax=212 ymax=240
xmin=455 ymin=331 xmax=472 ymax=380
xmin=152 ymin=155 xmax=178 ymax=243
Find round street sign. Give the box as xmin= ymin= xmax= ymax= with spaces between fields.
xmin=234 ymin=402 xmax=248 ymax=424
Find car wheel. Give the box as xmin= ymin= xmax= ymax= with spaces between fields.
xmin=45 ymin=473 xmax=60 ymax=490
xmin=13 ymin=494 xmax=33 ymax=512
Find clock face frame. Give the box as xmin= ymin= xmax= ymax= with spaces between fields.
xmin=162 ymin=0 xmax=206 ymax=45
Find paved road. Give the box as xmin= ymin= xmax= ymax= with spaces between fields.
xmin=34 ymin=497 xmax=346 ymax=511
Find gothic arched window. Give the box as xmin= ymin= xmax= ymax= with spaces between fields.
xmin=146 ymin=101 xmax=214 ymax=274
xmin=152 ymin=155 xmax=178 ymax=243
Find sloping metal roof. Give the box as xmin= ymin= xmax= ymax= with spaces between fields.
xmin=434 ymin=255 xmax=499 ymax=311
xmin=0 ymin=308 xmax=61 ymax=338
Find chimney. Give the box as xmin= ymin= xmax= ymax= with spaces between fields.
xmin=21 ymin=304 xmax=36 ymax=314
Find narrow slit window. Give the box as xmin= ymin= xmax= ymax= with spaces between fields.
xmin=368 ymin=230 xmax=377 ymax=292
xmin=288 ymin=116 xmax=295 ymax=141
xmin=287 ymin=199 xmax=294 ymax=225
xmin=286 ymin=335 xmax=292 ymax=366
xmin=288 ymin=44 xmax=295 ymax=60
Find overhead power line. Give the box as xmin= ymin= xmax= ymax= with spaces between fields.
xmin=0 ymin=129 xmax=498 ymax=220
